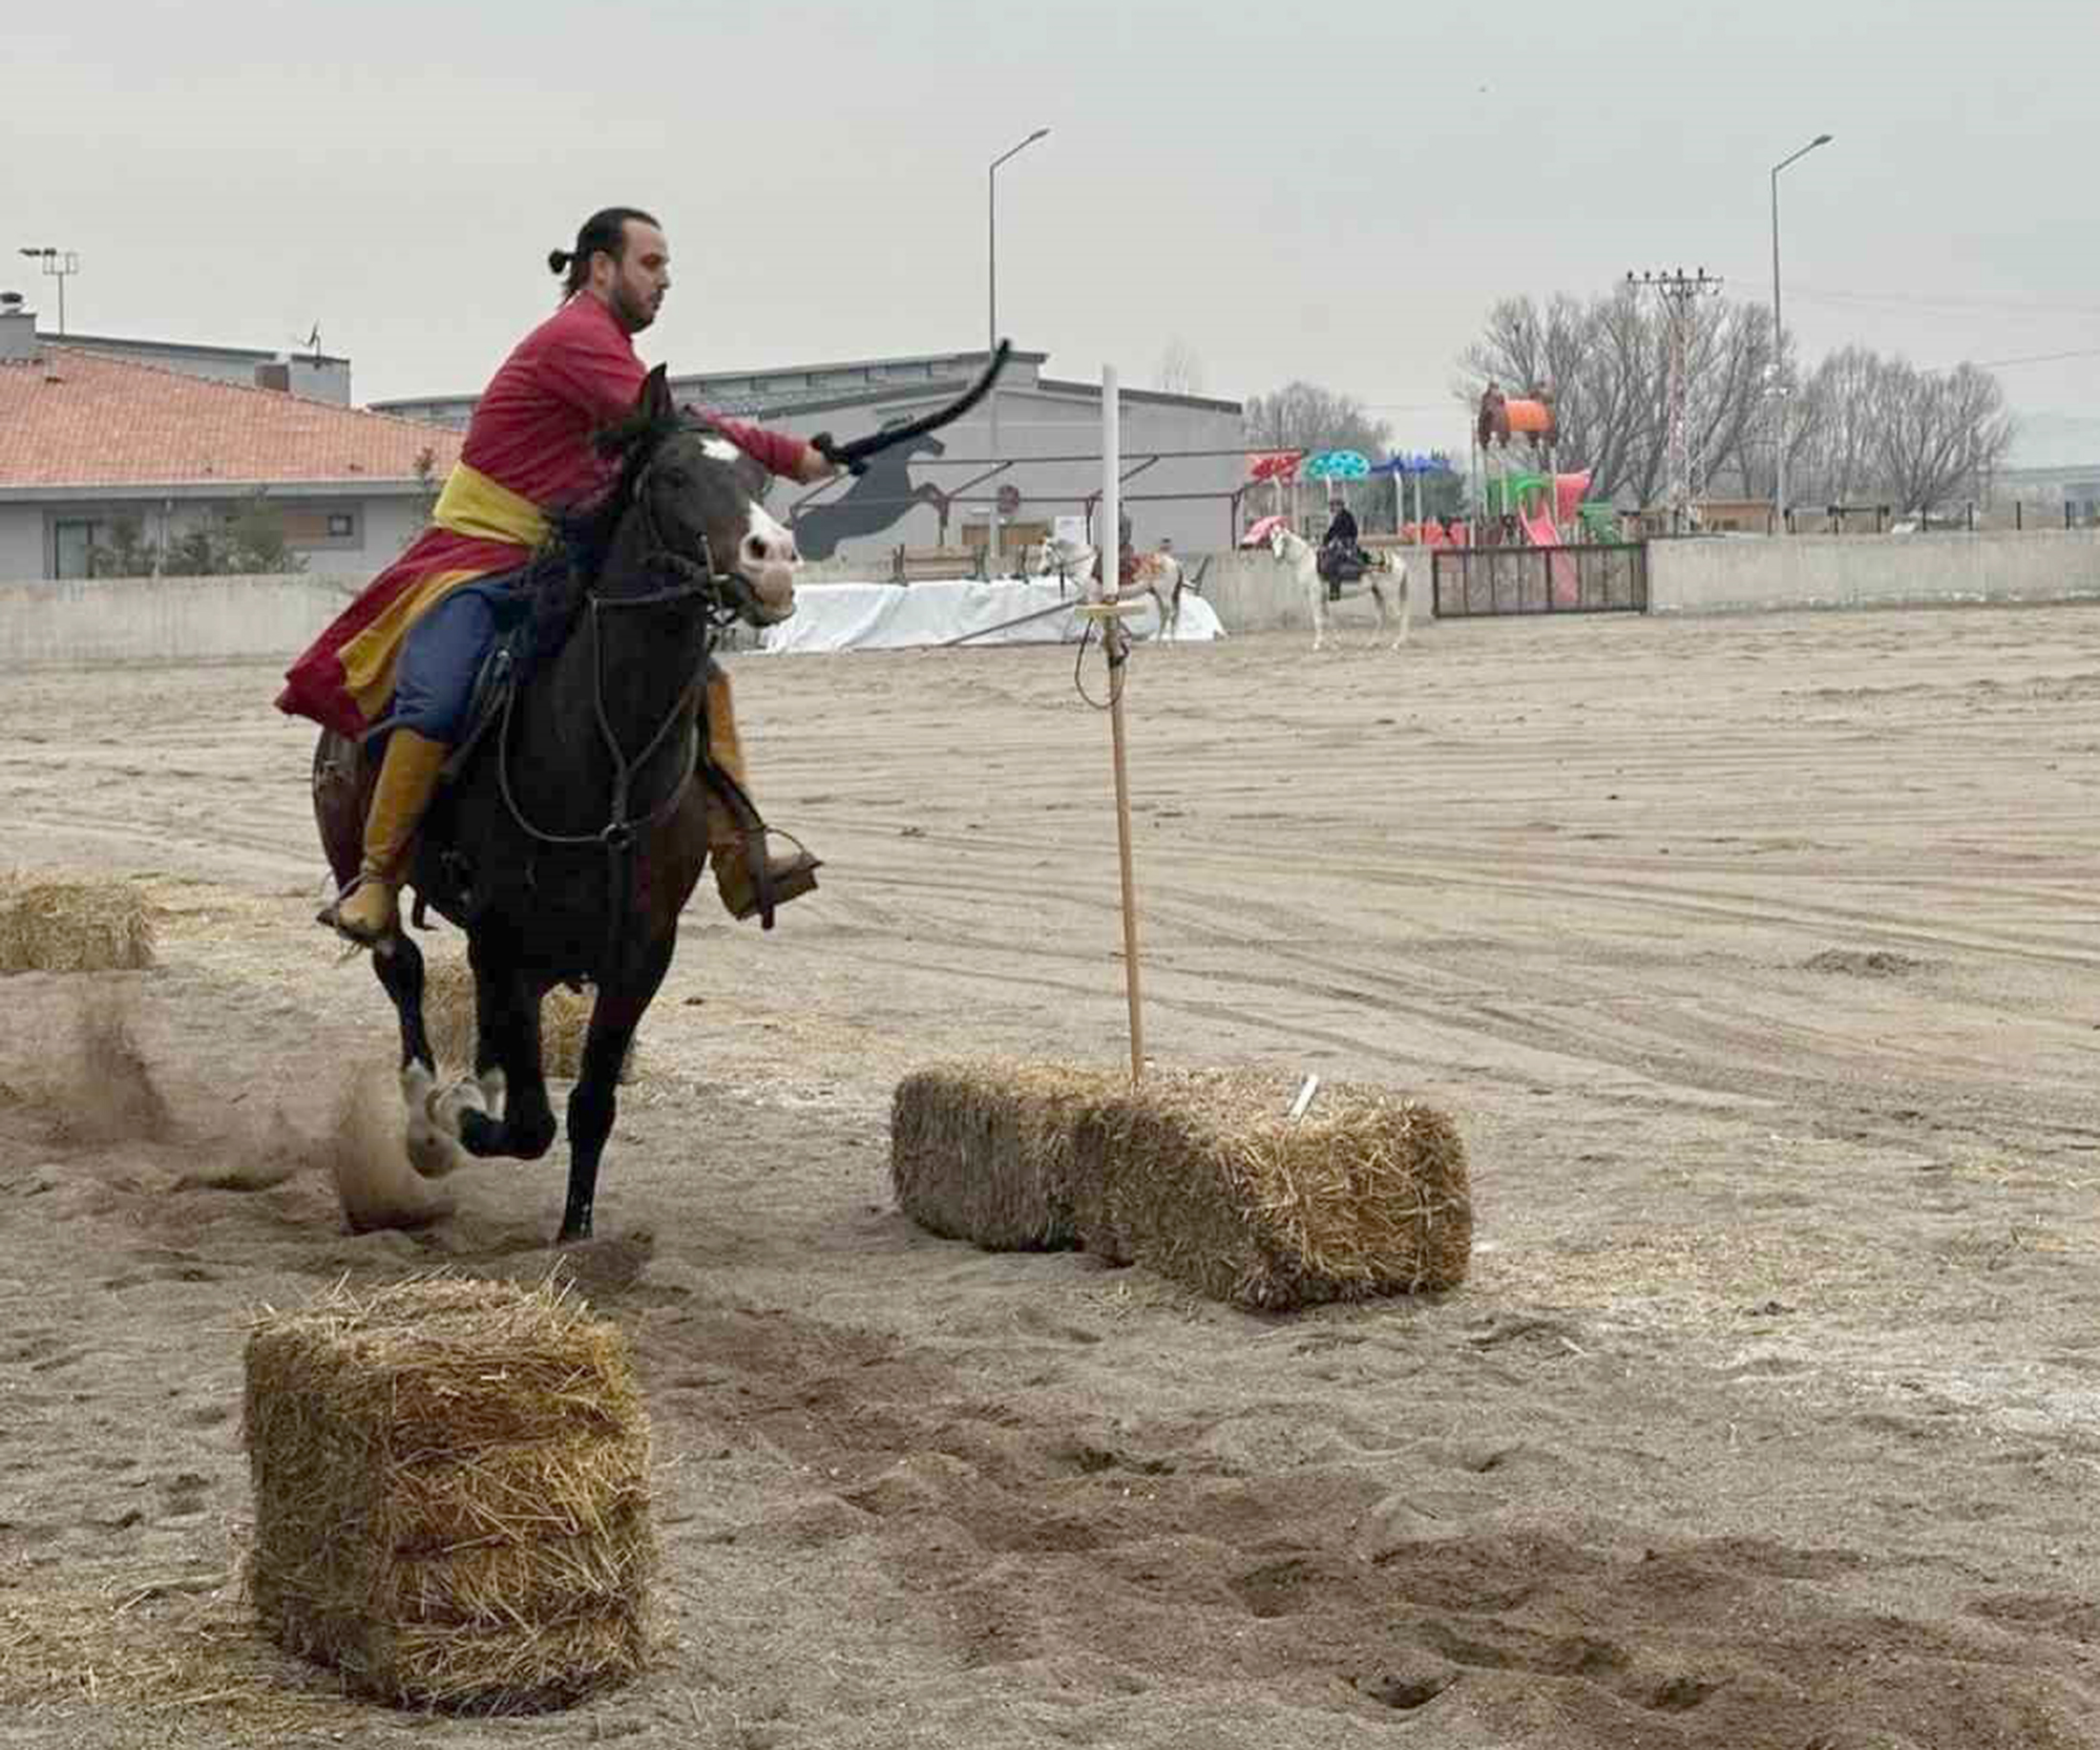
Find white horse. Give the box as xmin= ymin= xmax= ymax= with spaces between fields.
xmin=1018 ymin=538 xmax=1190 ymax=640
xmin=1127 ymin=551 xmax=1191 ymax=640
xmin=1269 ymin=526 xmax=1408 ymax=652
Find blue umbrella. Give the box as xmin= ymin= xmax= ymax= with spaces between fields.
xmin=1374 ymin=451 xmax=1458 ymax=476
xmin=1303 ymin=449 xmax=1371 ymax=480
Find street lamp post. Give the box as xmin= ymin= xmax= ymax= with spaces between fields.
xmin=987 ymin=127 xmax=1049 ymax=565
xmin=1770 ymin=134 xmax=1833 ymax=535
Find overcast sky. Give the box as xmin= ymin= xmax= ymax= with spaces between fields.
xmin=9 ymin=0 xmax=2094 ymax=460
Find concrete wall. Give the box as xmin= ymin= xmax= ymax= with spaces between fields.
xmin=0 ymin=573 xmax=357 ymax=665
xmin=1648 ymin=530 xmax=2100 ymax=614
xmin=20 ymin=532 xmax=2096 ymax=665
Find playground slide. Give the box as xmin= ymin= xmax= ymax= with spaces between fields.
xmin=1518 ymin=505 xmax=1561 ymax=549
xmin=1518 ymin=506 xmax=1582 ymax=606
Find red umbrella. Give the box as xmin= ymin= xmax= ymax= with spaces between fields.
xmin=1247 ymin=452 xmax=1302 ymax=483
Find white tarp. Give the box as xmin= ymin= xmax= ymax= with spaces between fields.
xmin=758 ymin=577 xmax=1224 ymax=655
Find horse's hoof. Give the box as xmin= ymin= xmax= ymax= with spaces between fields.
xmin=556 ymin=1219 xmax=593 ymax=1245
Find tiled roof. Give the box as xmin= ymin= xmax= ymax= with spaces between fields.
xmin=0 ymin=347 xmax=462 ymax=490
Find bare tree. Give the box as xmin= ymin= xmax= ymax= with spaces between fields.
xmin=1781 ymin=353 xmax=2014 ymax=513
xmin=1243 ymin=381 xmax=1392 ymax=457
xmin=1459 ymin=290 xmax=1775 ymax=507
xmin=1462 ymin=291 xmax=2016 ymax=517
xmin=1154 ymin=339 xmax=1207 ymax=397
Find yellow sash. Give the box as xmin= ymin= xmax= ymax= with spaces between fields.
xmin=336 ymin=464 xmax=549 ymax=727
xmin=432 ymin=461 xmax=550 ymax=549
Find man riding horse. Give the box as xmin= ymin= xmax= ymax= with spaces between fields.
xmin=277 ymin=206 xmax=830 ymax=945
xmin=1318 ymin=489 xmax=1371 ymax=595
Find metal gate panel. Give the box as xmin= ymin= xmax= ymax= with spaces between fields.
xmin=1431 ymin=544 xmax=1648 ymax=618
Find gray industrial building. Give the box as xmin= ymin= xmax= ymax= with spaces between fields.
xmin=36 ymin=327 xmax=352 ymax=405
xmin=375 ymin=348 xmax=1247 ymax=565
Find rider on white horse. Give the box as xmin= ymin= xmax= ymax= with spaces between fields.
xmin=1318 ymin=490 xmax=1372 ymax=595
xmin=1269 ymin=521 xmax=1407 ymax=653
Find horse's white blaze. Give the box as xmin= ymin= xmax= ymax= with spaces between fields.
xmin=699 ymin=436 xmax=743 ymax=467
xmin=738 ymin=502 xmax=799 ymax=621
xmin=744 ymin=501 xmax=794 ymax=558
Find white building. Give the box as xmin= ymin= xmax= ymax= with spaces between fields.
xmin=376 ymin=347 xmax=1247 ymax=564
xmin=0 ymin=300 xmax=454 ymax=580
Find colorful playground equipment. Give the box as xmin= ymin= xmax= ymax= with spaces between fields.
xmin=1471 ymin=384 xmax=1619 ymax=601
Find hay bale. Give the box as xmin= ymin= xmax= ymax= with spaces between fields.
xmin=0 ymin=874 xmax=154 ymax=973
xmin=891 ymin=1062 xmax=1471 ymax=1310
xmin=422 ymin=959 xmax=637 ymax=1083
xmin=242 ymin=1276 xmax=655 ymax=1713
xmin=891 ymin=1062 xmax=1124 ymax=1250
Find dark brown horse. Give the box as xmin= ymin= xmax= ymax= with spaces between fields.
xmin=311 ymin=367 xmax=796 ymax=1242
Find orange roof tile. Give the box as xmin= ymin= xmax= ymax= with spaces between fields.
xmin=0 ymin=347 xmax=463 ymax=490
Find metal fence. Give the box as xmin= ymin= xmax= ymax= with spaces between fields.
xmin=1431 ymin=543 xmax=1648 ymax=618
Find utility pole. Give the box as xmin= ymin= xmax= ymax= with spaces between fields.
xmin=1771 ymin=134 xmax=1834 ymax=535
xmin=1627 ymin=268 xmax=1723 ymax=534
xmin=17 ymin=247 xmax=79 ymax=335
xmin=985 ymin=128 xmax=1049 ymax=567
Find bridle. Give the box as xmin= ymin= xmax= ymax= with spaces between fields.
xmin=493 ymin=437 xmax=753 ymax=971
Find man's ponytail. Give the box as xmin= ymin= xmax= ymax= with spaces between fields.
xmin=549 ymin=207 xmax=660 ymax=301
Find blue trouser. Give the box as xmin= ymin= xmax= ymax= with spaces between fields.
xmin=386 ymin=574 xmax=530 ymax=743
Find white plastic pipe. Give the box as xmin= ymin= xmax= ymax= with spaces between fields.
xmin=1099 ymin=365 xmax=1120 ymax=599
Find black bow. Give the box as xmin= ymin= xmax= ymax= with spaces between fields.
xmin=810 ymin=341 xmax=1013 ymax=477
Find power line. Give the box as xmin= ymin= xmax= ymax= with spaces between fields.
xmin=1714 ymin=273 xmax=2100 ymax=318
xmin=1924 ymin=346 xmax=2100 ymax=374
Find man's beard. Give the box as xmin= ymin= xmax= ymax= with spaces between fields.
xmin=612 ymin=282 xmax=658 ymax=333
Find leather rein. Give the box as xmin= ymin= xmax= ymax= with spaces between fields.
xmin=493 ymin=446 xmax=746 ymax=972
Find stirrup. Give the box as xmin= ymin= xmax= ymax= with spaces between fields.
xmin=723 ymin=828 xmax=822 ymax=929
xmin=317 ymin=872 xmax=398 ymax=947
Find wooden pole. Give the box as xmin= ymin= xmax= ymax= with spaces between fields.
xmin=1095 ymin=365 xmax=1144 ymax=1084
xmin=1106 ymin=614 xmax=1144 ymax=1084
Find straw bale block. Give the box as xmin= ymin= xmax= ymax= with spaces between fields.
xmin=1070 ymin=1069 xmax=1472 ymax=1309
xmin=422 ymin=959 xmax=637 ymax=1083
xmin=891 ymin=1062 xmax=1124 ymax=1250
xmin=0 ymin=874 xmax=155 ymax=973
xmin=242 ymin=1277 xmax=655 ymax=1713
xmin=891 ymin=1062 xmax=1471 ymax=1310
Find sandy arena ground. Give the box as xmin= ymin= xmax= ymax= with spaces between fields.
xmin=1 ymin=604 xmax=2098 ymax=1748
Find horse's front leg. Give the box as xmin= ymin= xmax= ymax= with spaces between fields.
xmin=369 ymin=931 xmax=463 ymax=1179
xmin=1392 ymin=562 xmax=1411 ymax=648
xmin=1370 ymin=578 xmax=1392 ymax=647
xmin=1310 ymin=575 xmax=1329 ymax=653
xmin=559 ymin=941 xmax=673 ymax=1243
xmin=447 ymin=942 xmax=556 ymax=1164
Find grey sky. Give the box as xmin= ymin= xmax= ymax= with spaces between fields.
xmin=10 ymin=0 xmax=2094 ymax=462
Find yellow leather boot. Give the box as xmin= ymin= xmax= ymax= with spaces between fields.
xmin=328 ymin=727 xmax=450 ymax=944
xmin=704 ymin=668 xmax=821 ymax=922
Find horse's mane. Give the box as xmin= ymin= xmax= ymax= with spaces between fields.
xmin=519 ymin=410 xmax=697 ymax=656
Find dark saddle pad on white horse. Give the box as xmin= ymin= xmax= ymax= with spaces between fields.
xmin=1318 ymin=544 xmax=1369 ymax=595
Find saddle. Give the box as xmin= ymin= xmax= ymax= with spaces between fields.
xmin=1317 ymin=544 xmax=1368 ymax=597
xmin=407 ymin=567 xmax=776 ymax=932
